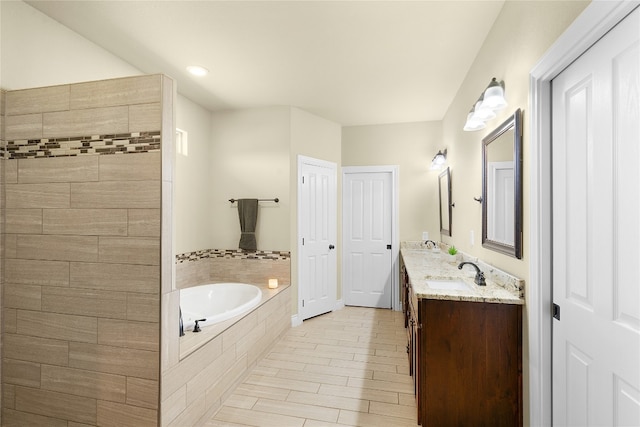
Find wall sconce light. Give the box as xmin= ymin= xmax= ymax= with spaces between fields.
xmin=463 ymin=77 xmax=507 ymax=131
xmin=268 ymin=279 xmax=278 ymax=289
xmin=430 ymin=149 xmax=447 ymax=170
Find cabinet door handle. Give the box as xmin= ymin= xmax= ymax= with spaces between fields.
xmin=406 ymin=344 xmax=410 ymax=354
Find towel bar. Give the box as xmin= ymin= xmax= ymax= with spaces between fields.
xmin=228 ymin=198 xmax=279 ymax=203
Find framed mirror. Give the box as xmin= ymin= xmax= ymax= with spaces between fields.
xmin=481 ymin=109 xmax=522 ymax=258
xmin=438 ymin=167 xmax=452 ymax=236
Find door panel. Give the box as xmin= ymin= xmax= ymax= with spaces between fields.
xmin=552 ymin=7 xmax=640 ymax=426
xmin=299 ymin=157 xmax=336 ymax=320
xmin=343 ymin=171 xmax=392 ymax=308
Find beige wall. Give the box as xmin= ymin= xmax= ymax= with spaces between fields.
xmin=342 ymin=121 xmax=443 ymax=242
xmin=210 ymin=107 xmax=292 ymax=252
xmin=174 ymin=95 xmax=214 ymax=254
xmin=2 ymin=75 xmax=165 ymax=426
xmin=0 ymin=1 xmax=140 ymax=91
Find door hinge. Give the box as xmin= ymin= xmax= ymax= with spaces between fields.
xmin=302 ymin=237 xmax=305 ymax=245
xmin=302 ymin=300 xmax=305 ymax=307
xmin=553 ymin=303 xmax=560 ymax=321
xmin=302 ymin=176 xmax=305 ymax=184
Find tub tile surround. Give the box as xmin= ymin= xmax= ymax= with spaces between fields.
xmin=176 ymin=249 xmax=291 ymax=290
xmin=162 ymin=250 xmax=292 ymax=425
xmin=162 ymin=286 xmax=291 ymax=427
xmin=1 ymin=75 xmax=168 ymax=426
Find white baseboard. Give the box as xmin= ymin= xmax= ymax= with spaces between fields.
xmin=335 ymin=299 xmax=345 ymax=310
xmin=291 ymin=314 xmax=302 ymax=327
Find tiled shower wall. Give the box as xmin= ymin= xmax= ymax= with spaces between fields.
xmin=1 ymin=75 xmax=167 ymax=426
xmin=0 ymin=89 xmax=6 ymax=427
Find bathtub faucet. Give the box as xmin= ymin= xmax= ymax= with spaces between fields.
xmin=193 ymin=318 xmax=206 ymax=333
xmin=179 ymin=307 xmax=185 ymax=337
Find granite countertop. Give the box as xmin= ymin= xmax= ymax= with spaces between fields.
xmin=401 ymin=242 xmax=524 ymax=305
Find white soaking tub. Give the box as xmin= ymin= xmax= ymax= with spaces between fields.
xmin=180 ymin=283 xmax=262 ymax=330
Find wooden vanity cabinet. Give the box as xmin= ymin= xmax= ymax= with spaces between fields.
xmin=401 ymin=258 xmax=523 ymax=426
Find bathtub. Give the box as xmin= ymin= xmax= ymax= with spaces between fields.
xmin=180 ymin=283 xmax=262 ymax=330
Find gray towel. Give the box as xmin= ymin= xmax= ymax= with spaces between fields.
xmin=237 ymin=199 xmax=258 ymax=251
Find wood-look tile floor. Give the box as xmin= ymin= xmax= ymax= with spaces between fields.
xmin=207 ymin=306 xmax=418 ymax=427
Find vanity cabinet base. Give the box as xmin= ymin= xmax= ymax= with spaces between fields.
xmin=417 ymin=299 xmax=522 ymax=427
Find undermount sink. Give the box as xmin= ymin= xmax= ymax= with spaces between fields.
xmin=427 ymin=280 xmax=474 ymax=292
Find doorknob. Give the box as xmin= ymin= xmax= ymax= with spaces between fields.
xmin=329 ymin=244 xmax=335 ymax=250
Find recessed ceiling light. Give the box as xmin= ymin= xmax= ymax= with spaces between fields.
xmin=186 ymin=65 xmax=209 ymax=77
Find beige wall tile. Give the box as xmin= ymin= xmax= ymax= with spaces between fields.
xmin=43 ymin=106 xmax=128 ymax=138
xmin=18 ymin=156 xmax=98 ymax=184
xmin=43 ymin=209 xmax=127 ymax=236
xmin=4 ymin=333 xmax=68 ymax=366
xmin=69 ymin=342 xmax=159 ymax=380
xmin=98 ymin=237 xmax=160 ymax=265
xmin=71 ymin=180 xmax=160 ymax=209
xmin=5 ymin=234 xmax=18 ymax=258
xmin=41 ymin=365 xmax=126 ymax=403
xmin=42 ymin=287 xmax=127 ymax=319
xmin=70 ymin=75 xmax=161 ymax=110
xmin=176 ymin=258 xmax=210 ymax=289
xmin=68 ymin=422 xmax=98 ymax=427
xmin=4 ymin=309 xmax=17 ymax=334
xmin=129 ymin=102 xmax=162 ymax=132
xmin=5 ymin=209 xmax=42 ymax=234
xmin=17 ymin=310 xmax=98 ymax=344
xmin=3 ymin=384 xmax=16 ymax=409
xmin=167 ymin=394 xmax=207 ymax=427
xmin=186 ymin=349 xmax=236 ymax=406
xmin=17 ymin=235 xmax=98 ymax=262
xmin=6 ymin=85 xmax=70 ymax=115
xmin=3 ymin=359 xmax=41 ymax=388
xmin=2 ymin=408 xmax=67 ymax=427
xmin=5 ymin=259 xmax=69 ymax=286
xmin=15 ymin=385 xmax=97 ymax=424
xmin=70 ymin=262 xmax=159 ymax=294
xmin=5 ymin=160 xmax=18 ymax=183
xmin=98 ymin=318 xmax=159 ymax=351
xmin=127 ymin=292 xmax=160 ymax=323
xmin=4 ymin=284 xmax=41 ymax=311
xmin=128 ymin=209 xmax=161 ymax=237
xmin=98 ymin=400 xmax=158 ymax=427
xmin=5 ymin=183 xmax=70 ymax=208
xmin=161 ymin=385 xmax=186 ymax=426
xmin=205 ymin=354 xmax=249 ymax=409
xmin=99 ymin=151 xmax=160 ymax=181
xmin=161 ymin=289 xmax=180 ymax=372
xmin=161 ymin=75 xmax=175 ymax=183
xmin=126 ymin=377 xmax=159 ymax=410
xmin=5 ymin=113 xmax=42 ymax=140
xmin=161 ymin=335 xmax=222 ymax=399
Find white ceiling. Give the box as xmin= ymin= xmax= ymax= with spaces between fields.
xmin=26 ymin=1 xmax=505 ymax=126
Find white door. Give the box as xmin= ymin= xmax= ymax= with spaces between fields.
xmin=343 ymin=168 xmax=392 ymax=308
xmin=298 ymin=156 xmax=337 ymax=321
xmin=552 ymin=7 xmax=640 ymax=426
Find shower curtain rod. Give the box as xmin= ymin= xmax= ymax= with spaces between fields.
xmin=228 ymin=198 xmax=279 ymax=203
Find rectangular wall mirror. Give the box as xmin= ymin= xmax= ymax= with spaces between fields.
xmin=439 ymin=167 xmax=452 ymax=236
xmin=481 ymin=109 xmax=522 ymax=258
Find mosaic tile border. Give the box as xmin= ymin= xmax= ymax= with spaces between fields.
xmin=1 ymin=131 xmax=161 ymax=159
xmin=176 ymin=249 xmax=291 ymax=264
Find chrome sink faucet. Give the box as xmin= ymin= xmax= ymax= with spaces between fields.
xmin=458 ymin=262 xmax=486 ymax=286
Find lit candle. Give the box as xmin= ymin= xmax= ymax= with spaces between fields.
xmin=268 ymin=279 xmax=278 ymax=289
